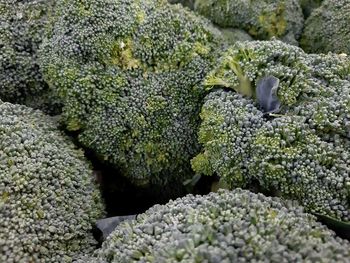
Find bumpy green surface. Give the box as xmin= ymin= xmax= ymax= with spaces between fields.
xmin=0 ymin=101 xmax=104 ymax=262
xmin=86 ymin=189 xmax=350 ymax=262
xmin=39 ymin=0 xmax=221 ymax=187
xmin=0 ymin=0 xmax=60 ymax=114
xmin=301 ymin=0 xmax=350 ymax=54
xmin=194 ymin=0 xmax=304 ymax=44
xmin=192 ymin=40 xmax=350 ymax=222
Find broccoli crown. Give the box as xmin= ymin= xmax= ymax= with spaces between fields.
xmin=0 ymin=101 xmax=104 ymax=262
xmin=194 ymin=0 xmax=304 ymax=45
xmin=300 ymin=0 xmax=350 ymax=54
xmin=39 ymin=0 xmax=221 ymax=187
xmin=192 ymin=40 xmax=350 ymax=222
xmin=87 ymin=189 xmax=350 ymax=262
xmin=0 ymin=0 xmax=59 ymax=113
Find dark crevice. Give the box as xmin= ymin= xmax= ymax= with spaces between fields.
xmin=63 ymin=126 xmax=215 ymax=217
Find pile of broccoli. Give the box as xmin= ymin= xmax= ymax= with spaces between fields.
xmin=192 ymin=40 xmax=350 ymax=222
xmin=0 ymin=101 xmax=104 ymax=262
xmin=39 ymin=0 xmax=222 ymax=188
xmin=86 ymin=189 xmax=350 ymax=262
xmin=1 ymin=0 xmax=350 ymax=261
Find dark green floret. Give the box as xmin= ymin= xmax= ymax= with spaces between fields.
xmin=0 ymin=0 xmax=60 ymax=114
xmin=0 ymin=101 xmax=104 ymax=263
xmin=194 ymin=0 xmax=304 ymax=45
xmin=86 ymin=189 xmax=350 ymax=262
xmin=39 ymin=0 xmax=222 ymax=187
xmin=300 ymin=0 xmax=350 ymax=54
xmin=192 ymin=40 xmax=350 ymax=222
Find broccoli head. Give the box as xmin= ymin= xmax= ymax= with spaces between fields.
xmin=0 ymin=101 xmax=104 ymax=262
xmin=85 ymin=189 xmax=350 ymax=262
xmin=300 ymin=0 xmax=350 ymax=54
xmin=0 ymin=0 xmax=60 ymax=114
xmin=39 ymin=0 xmax=221 ymax=187
xmin=192 ymin=40 xmax=350 ymax=222
xmin=194 ymin=0 xmax=304 ymax=45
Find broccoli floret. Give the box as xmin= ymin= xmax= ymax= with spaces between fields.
xmin=191 ymin=91 xmax=264 ymax=185
xmin=39 ymin=0 xmax=221 ymax=187
xmin=83 ymin=189 xmax=350 ymax=262
xmin=0 ymin=101 xmax=105 ymax=262
xmin=192 ymin=40 xmax=350 ymax=222
xmin=194 ymin=0 xmax=304 ymax=45
xmin=300 ymin=0 xmax=350 ymax=54
xmin=0 ymin=0 xmax=60 ymax=114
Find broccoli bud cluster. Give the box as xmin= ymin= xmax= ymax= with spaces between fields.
xmin=0 ymin=101 xmax=104 ymax=262
xmin=0 ymin=0 xmax=60 ymax=114
xmin=300 ymin=0 xmax=350 ymax=54
xmin=192 ymin=40 xmax=350 ymax=222
xmin=87 ymin=189 xmax=350 ymax=262
xmin=193 ymin=0 xmax=304 ymax=45
xmin=39 ymin=0 xmax=221 ymax=187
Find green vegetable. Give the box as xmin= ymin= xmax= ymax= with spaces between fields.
xmin=193 ymin=40 xmax=350 ymax=222
xmin=0 ymin=101 xmax=104 ymax=262
xmin=194 ymin=0 xmax=304 ymax=45
xmin=0 ymin=0 xmax=60 ymax=114
xmin=39 ymin=0 xmax=222 ymax=188
xmin=300 ymin=0 xmax=350 ymax=54
xmin=84 ymin=189 xmax=350 ymax=262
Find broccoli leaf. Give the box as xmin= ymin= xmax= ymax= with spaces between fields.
xmin=256 ymin=76 xmax=281 ymax=113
